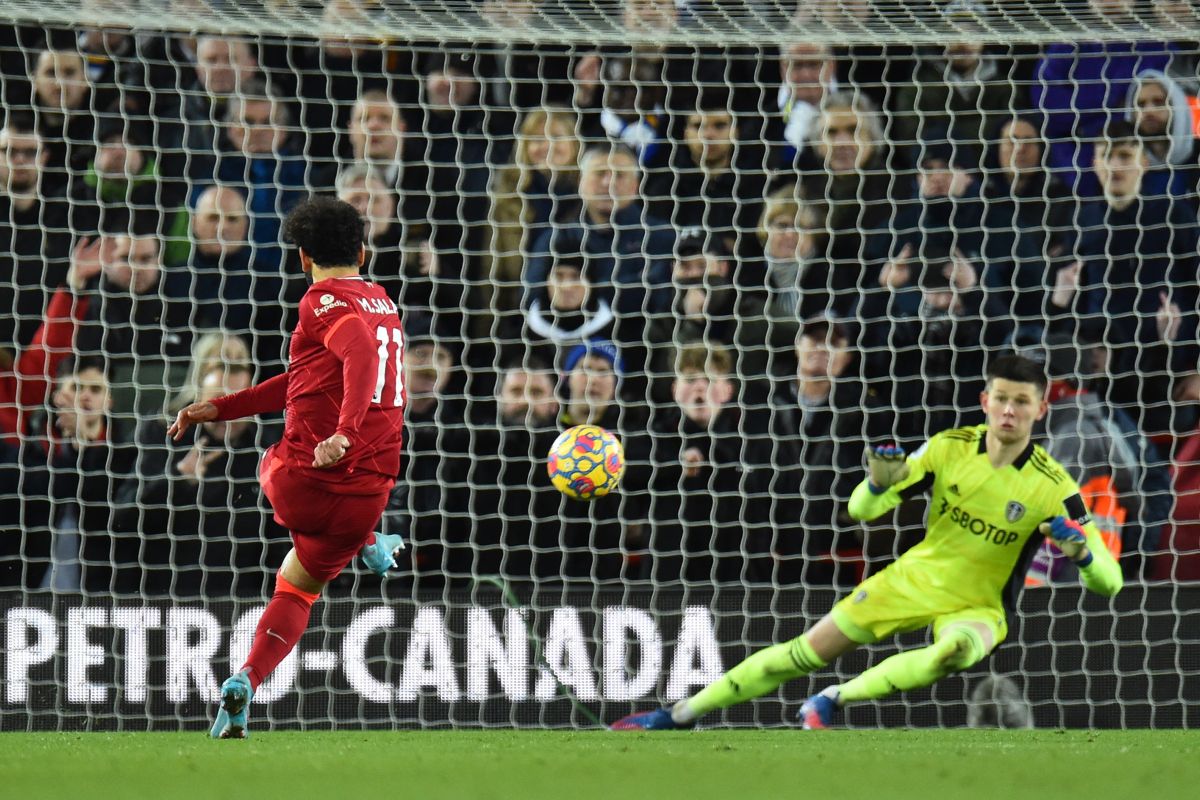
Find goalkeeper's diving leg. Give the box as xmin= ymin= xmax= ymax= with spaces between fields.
xmin=798 ymin=620 xmax=995 ymax=729
xmin=609 ymin=615 xmax=859 ymax=730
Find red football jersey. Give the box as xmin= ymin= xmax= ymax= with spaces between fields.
xmin=280 ymin=276 xmax=406 ymax=493
xmin=213 ymin=275 xmax=405 ymax=495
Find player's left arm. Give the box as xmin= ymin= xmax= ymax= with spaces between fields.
xmin=1039 ymin=491 xmax=1123 ymax=597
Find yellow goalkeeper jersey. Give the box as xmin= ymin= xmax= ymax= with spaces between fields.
xmin=848 ymin=424 xmax=1123 ymax=612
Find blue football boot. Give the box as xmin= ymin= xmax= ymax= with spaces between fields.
xmin=360 ymin=532 xmax=405 ymax=576
xmin=610 ymin=708 xmax=682 ymax=731
xmin=799 ymin=690 xmax=839 ymax=730
xmin=210 ymin=670 xmax=254 ymax=739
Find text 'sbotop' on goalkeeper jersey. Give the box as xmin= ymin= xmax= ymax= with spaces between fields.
xmin=884 ymin=425 xmax=1090 ymax=611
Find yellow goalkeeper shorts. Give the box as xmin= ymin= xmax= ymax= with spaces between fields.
xmin=829 ymin=567 xmax=1008 ymax=647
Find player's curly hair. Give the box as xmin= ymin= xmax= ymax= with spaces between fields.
xmin=284 ymin=196 xmax=364 ymax=267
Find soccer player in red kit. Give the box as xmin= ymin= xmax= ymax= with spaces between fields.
xmin=168 ymin=197 xmax=406 ymax=738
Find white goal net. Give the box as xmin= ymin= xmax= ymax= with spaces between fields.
xmin=1 ymin=0 xmax=1198 ymax=731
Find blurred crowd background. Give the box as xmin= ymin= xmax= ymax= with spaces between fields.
xmin=2 ymin=0 xmax=1200 ymax=599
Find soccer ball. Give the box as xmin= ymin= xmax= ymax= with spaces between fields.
xmin=547 ymin=425 xmax=625 ymax=500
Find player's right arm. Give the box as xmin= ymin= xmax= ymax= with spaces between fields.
xmin=847 ymin=437 xmax=940 ymax=522
xmin=168 ymin=371 xmax=290 ymax=441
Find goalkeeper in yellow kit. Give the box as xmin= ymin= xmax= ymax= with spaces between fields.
xmin=612 ymin=355 xmax=1123 ymax=730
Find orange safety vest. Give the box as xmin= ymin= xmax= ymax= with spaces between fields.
xmin=1188 ymin=95 xmax=1200 ymax=137
xmin=1025 ymin=474 xmax=1124 ymax=586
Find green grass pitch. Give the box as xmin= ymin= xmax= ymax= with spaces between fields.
xmin=2 ymin=730 xmax=1197 ymax=800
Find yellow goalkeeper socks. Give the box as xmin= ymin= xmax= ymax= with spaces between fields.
xmin=837 ymin=628 xmax=986 ymax=704
xmin=672 ymin=634 xmax=827 ymax=724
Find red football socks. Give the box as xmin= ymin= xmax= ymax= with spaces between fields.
xmin=242 ymin=574 xmax=320 ymax=691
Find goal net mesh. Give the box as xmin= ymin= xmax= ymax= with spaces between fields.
xmin=1 ymin=0 xmax=1198 ymax=730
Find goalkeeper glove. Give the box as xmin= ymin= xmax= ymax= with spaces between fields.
xmin=866 ymin=444 xmax=910 ymax=493
xmin=1038 ymin=516 xmax=1091 ymax=564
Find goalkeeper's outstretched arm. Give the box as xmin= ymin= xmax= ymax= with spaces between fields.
xmin=1038 ymin=515 xmax=1123 ymax=597
xmin=847 ymin=444 xmax=927 ymax=522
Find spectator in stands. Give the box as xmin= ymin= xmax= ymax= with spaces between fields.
xmin=1049 ymin=121 xmax=1200 ymax=435
xmin=891 ymin=5 xmax=1020 ymax=164
xmin=1018 ymin=334 xmax=1172 ymax=583
xmin=771 ymin=319 xmax=894 ymax=586
xmin=1150 ymin=0 xmax=1200 ymax=78
xmin=71 ymin=117 xmax=190 ymax=264
xmin=0 ymin=114 xmax=72 ymax=356
xmin=336 ymin=165 xmax=402 ymax=290
xmin=521 ymin=253 xmax=615 ymax=367
xmin=344 ymin=89 xmax=415 ymax=211
xmin=473 ymin=3 xmax=575 ymax=133
xmin=1126 ymin=70 xmax=1200 ymax=203
xmin=0 ymin=235 xmax=101 ymax=447
xmin=112 ymin=363 xmax=287 ymax=598
xmin=980 ymin=115 xmax=1077 ymax=346
xmin=305 ymin=0 xmax=391 ymax=162
xmin=1161 ymin=391 xmax=1200 ymax=580
xmin=383 ymin=318 xmax=471 ymax=588
xmin=202 ymin=78 xmax=308 ymax=270
xmin=107 ymin=332 xmax=257 ymax=584
xmin=416 ymin=50 xmax=491 ymax=226
xmin=342 ymin=93 xmax=457 ymax=327
xmin=468 ymin=357 xmax=565 ymax=583
xmin=181 ymin=184 xmax=272 ymax=336
xmin=769 ymin=42 xmax=838 ymax=168
xmin=790 ymin=0 xmax=915 ymax=113
xmin=408 ymin=52 xmax=493 ymax=340
xmin=1032 ymin=0 xmax=1175 ymax=195
xmin=646 ymin=344 xmax=772 ymax=584
xmin=910 ymin=141 xmax=986 ymax=254
xmin=30 ymin=47 xmax=96 ymax=194
xmin=489 ymin=109 xmax=582 ymax=316
xmin=574 ymin=0 xmax=760 ymax=126
xmin=647 ymin=230 xmax=774 ymax=398
xmin=75 ymin=231 xmax=193 ymax=438
xmin=525 ymin=144 xmax=674 ymax=324
xmin=863 ymin=250 xmax=986 ymax=437
xmin=76 ymin=8 xmax=138 ymax=90
xmin=23 ymin=357 xmax=136 ymax=593
xmin=645 ymin=101 xmax=766 ymax=261
xmin=169 ymin=34 xmax=260 ymax=180
xmin=755 ymin=187 xmax=849 ymax=327
xmin=572 ymin=43 xmax=670 ymax=168
xmin=76 ymin=2 xmax=195 ymax=129
xmin=557 ymin=339 xmax=647 ymax=581
xmin=799 ymin=92 xmax=898 ymax=274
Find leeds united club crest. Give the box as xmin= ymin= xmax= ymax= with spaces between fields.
xmin=1005 ymin=501 xmax=1026 ymax=523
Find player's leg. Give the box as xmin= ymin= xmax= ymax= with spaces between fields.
xmin=611 ymin=614 xmax=860 ymax=730
xmin=797 ymin=570 xmax=948 ymax=728
xmin=212 ymin=460 xmax=390 ymax=738
xmin=241 ymin=548 xmax=326 ymax=688
xmin=814 ymin=609 xmax=1005 ymax=726
xmin=211 ymin=549 xmax=325 ymax=739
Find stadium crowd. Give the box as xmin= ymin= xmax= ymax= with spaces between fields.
xmin=0 ymin=0 xmax=1198 ymax=597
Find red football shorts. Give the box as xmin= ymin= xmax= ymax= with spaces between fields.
xmin=259 ymin=445 xmax=392 ymax=582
